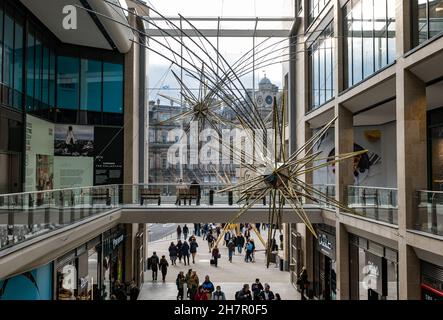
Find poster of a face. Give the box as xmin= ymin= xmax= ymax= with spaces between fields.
xmin=54 ymin=125 xmax=94 ymax=157
xmin=36 ymin=155 xmax=54 ymax=191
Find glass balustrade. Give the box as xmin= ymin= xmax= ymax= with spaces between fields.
xmin=415 ymin=190 xmax=443 ymax=237
xmin=347 ymin=185 xmax=398 ymax=224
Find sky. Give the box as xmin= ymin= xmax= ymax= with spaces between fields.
xmin=144 ymin=0 xmax=295 ymax=104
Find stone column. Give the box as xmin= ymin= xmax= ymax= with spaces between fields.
xmin=334 ymin=104 xmax=354 ymax=300
xmin=123 ymin=8 xmax=141 ymax=203
xmin=396 ymin=67 xmax=427 ymax=299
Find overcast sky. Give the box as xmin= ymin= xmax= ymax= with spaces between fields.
xmin=144 ymin=0 xmax=295 ymax=103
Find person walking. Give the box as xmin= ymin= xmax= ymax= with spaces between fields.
xmin=183 ymin=224 xmax=189 ymax=240
xmin=235 ymin=284 xmax=252 ymax=300
xmin=211 ymin=245 xmax=220 ymax=267
xmin=212 ymin=286 xmax=226 ymax=300
xmin=223 ymin=230 xmax=232 ymax=246
xmin=244 ymin=227 xmax=251 ymax=242
xmin=149 ymin=252 xmax=160 ymax=281
xmin=245 ymin=241 xmax=253 ymax=263
xmin=236 ymin=233 xmax=245 ymax=254
xmin=201 ymin=275 xmax=215 ymax=300
xmin=188 ymin=271 xmax=199 ymax=300
xmin=168 ymin=242 xmax=178 ymax=265
xmin=159 ymin=255 xmax=169 ymax=282
xmin=250 ymin=239 xmax=256 ymax=262
xmin=196 ymin=223 xmax=201 ymax=236
xmin=206 ymin=232 xmax=214 ymax=253
xmin=185 ymin=269 xmax=192 ymax=298
xmin=176 ymin=271 xmax=186 ymax=300
xmin=251 ymin=278 xmax=264 ymax=300
xmin=202 ymin=223 xmax=208 ymax=240
xmin=181 ymin=240 xmax=190 ymax=266
xmin=190 ymin=237 xmax=199 ymax=264
xmin=176 ymin=240 xmax=183 ymax=264
xmin=176 ymin=225 xmax=182 ymax=241
xmin=275 ymin=293 xmax=282 ymax=300
xmin=259 ymin=283 xmax=275 ymax=300
xmin=129 ymin=280 xmax=139 ymax=301
xmin=194 ymin=286 xmax=208 ymax=300
xmin=297 ymin=267 xmax=309 ymax=300
xmin=227 ymin=239 xmax=236 ymax=263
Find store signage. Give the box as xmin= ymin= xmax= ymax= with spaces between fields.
xmin=112 ymin=234 xmax=124 ymax=249
xmin=318 ymin=234 xmax=332 ymax=250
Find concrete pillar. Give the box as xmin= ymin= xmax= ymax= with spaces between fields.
xmin=396 ymin=67 xmax=427 ymax=299
xmin=123 ymin=8 xmax=141 ymax=203
xmin=334 ymin=104 xmax=354 ymax=300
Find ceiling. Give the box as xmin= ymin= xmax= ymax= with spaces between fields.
xmin=20 ymin=0 xmax=133 ymax=53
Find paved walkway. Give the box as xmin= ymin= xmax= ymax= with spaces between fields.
xmin=139 ymin=224 xmax=300 ymax=300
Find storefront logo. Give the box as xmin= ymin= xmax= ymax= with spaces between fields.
xmin=362 ymin=262 xmax=379 ymax=290
xmin=62 ymin=5 xmax=77 ymax=30
xmin=112 ymin=234 xmax=124 ymax=249
xmin=318 ymin=234 xmax=332 ymax=250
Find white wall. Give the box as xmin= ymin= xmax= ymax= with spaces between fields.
xmin=313 ymin=122 xmax=397 ymax=187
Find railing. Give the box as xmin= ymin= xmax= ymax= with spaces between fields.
xmin=310 ymin=184 xmax=335 ymax=208
xmin=415 ymin=190 xmax=443 ymax=237
xmin=347 ymin=186 xmax=398 ymax=225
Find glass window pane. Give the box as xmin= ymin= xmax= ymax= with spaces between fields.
xmin=26 ymin=32 xmax=34 ymax=112
xmin=13 ymin=19 xmax=23 ymax=109
xmin=42 ymin=46 xmax=49 ymax=109
xmin=319 ymin=39 xmax=325 ymax=105
xmin=362 ymin=0 xmax=374 ymax=78
xmin=352 ymin=0 xmax=363 ymax=84
xmin=374 ymin=0 xmax=387 ymax=70
xmin=429 ymin=0 xmax=443 ymax=38
xmin=57 ymin=55 xmax=80 ymax=110
xmin=0 ymin=8 xmax=4 ymax=84
xmin=80 ymin=59 xmax=102 ymax=112
xmin=3 ymin=11 xmax=13 ymax=88
xmin=34 ymin=38 xmax=42 ymax=107
xmin=103 ymin=62 xmax=123 ymax=114
xmin=417 ymin=0 xmax=429 ymax=44
xmin=387 ymin=0 xmax=396 ymax=63
xmin=49 ymin=50 xmax=56 ymax=107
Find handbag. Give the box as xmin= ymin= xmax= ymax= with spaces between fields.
xmin=217 ymin=254 xmax=221 ymax=258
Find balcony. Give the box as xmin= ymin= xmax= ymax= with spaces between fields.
xmin=346 ymin=186 xmax=398 ymax=225
xmin=415 ymin=190 xmax=443 ymax=237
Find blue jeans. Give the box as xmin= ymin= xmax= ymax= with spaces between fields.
xmin=228 ymin=250 xmax=233 ymax=261
xmin=237 ymin=244 xmax=242 ymax=253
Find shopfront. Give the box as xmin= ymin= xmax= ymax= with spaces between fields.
xmin=349 ymin=234 xmax=398 ymax=300
xmin=102 ymin=225 xmax=126 ymax=300
xmin=421 ymin=261 xmax=443 ymax=300
xmin=312 ymin=224 xmax=336 ymax=300
xmin=55 ymin=236 xmax=102 ymax=300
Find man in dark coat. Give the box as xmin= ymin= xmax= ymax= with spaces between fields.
xmin=159 ymin=255 xmax=169 ymax=282
xmin=235 ymin=233 xmax=245 ymax=253
xmin=149 ymin=252 xmax=160 ymax=281
xmin=258 ymin=283 xmax=275 ymax=300
xmin=181 ymin=241 xmax=190 ymax=266
xmin=190 ymin=238 xmax=199 ymax=264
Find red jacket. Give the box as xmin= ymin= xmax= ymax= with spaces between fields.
xmin=194 ymin=292 xmax=208 ymax=300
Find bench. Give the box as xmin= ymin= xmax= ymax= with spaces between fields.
xmin=243 ymin=192 xmax=267 ymax=206
xmin=91 ymin=188 xmax=111 ymax=206
xmin=140 ymin=188 xmax=161 ymax=205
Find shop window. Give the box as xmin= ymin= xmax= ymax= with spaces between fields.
xmin=80 ymin=59 xmax=102 ymax=112
xmin=26 ymin=32 xmax=35 ymax=112
xmin=103 ymin=62 xmax=123 ymax=114
xmin=13 ymin=18 xmax=23 ymax=109
xmin=343 ymin=0 xmax=396 ymax=89
xmin=412 ymin=0 xmax=443 ymax=47
xmin=3 ymin=10 xmax=13 ymax=104
xmin=56 ymin=261 xmax=77 ymax=300
xmin=57 ymin=55 xmax=79 ymax=110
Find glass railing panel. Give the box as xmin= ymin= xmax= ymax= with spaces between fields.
xmin=347 ymin=186 xmax=398 ymax=225
xmin=415 ymin=191 xmax=443 ymax=237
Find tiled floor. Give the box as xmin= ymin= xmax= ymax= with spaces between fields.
xmin=139 ymin=224 xmax=300 ymax=300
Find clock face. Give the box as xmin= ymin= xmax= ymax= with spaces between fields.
xmin=256 ymin=95 xmax=264 ymax=105
xmin=265 ymin=95 xmax=273 ymax=105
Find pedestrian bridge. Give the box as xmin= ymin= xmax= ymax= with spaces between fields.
xmin=0 ymin=183 xmax=329 ymax=280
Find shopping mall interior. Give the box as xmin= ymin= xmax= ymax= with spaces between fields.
xmin=0 ymin=0 xmax=443 ymax=302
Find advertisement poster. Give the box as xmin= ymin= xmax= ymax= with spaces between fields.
xmin=25 ymin=115 xmax=54 ymax=192
xmin=54 ymin=157 xmax=94 ymax=189
xmin=54 ymin=125 xmax=94 ymax=157
xmin=94 ymin=127 xmax=123 ymax=185
xmin=36 ymin=155 xmax=54 ymax=191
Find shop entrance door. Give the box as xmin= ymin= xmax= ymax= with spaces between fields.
xmin=324 ymin=256 xmax=332 ymax=300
